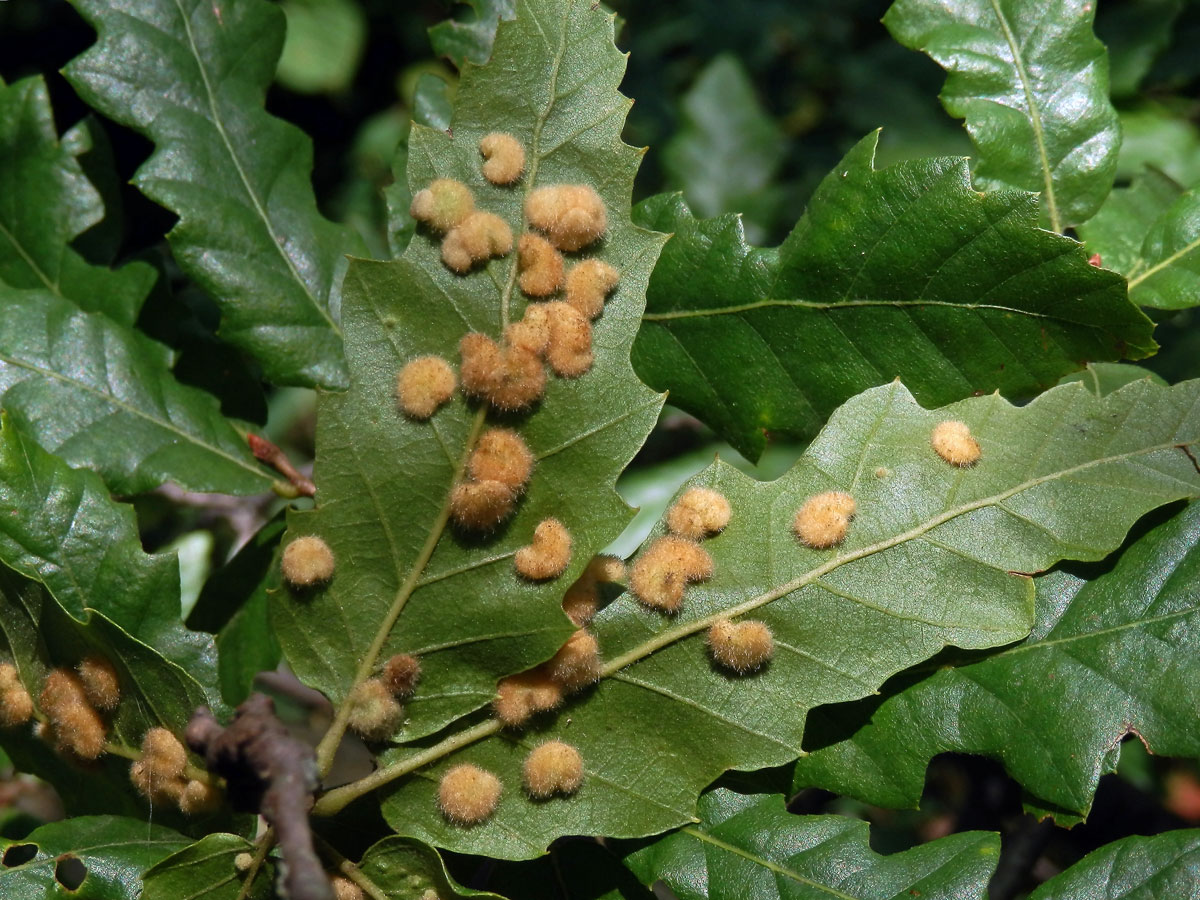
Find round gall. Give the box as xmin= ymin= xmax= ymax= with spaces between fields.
xmin=931 ymin=420 xmax=981 ymax=467
xmin=666 ymin=487 xmax=732 ymax=541
xmin=515 ymin=518 xmax=573 ymax=580
xmin=396 ymin=355 xmax=456 ymax=420
xmin=793 ymin=491 xmax=856 ymax=549
xmin=479 ymin=132 xmax=526 ymax=185
xmin=282 ymin=535 xmax=336 ymax=587
xmin=629 ymin=536 xmax=713 ymax=614
xmin=438 ymin=763 xmax=502 ymax=826
xmin=707 ymin=618 xmax=774 ymax=673
xmin=523 ymin=740 xmax=584 ymax=799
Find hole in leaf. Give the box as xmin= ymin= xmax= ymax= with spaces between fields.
xmin=2 ymin=844 xmax=36 ymax=867
xmin=54 ymin=855 xmax=87 ymax=890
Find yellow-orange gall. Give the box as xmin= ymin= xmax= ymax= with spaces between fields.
xmin=493 ymin=669 xmax=563 ymax=727
xmin=565 ymin=259 xmax=619 ymax=319
xmin=518 ymin=233 xmax=564 ymax=297
xmin=282 ymin=535 xmax=335 ymax=588
xmin=707 ymin=618 xmax=774 ymax=673
xmin=77 ymin=655 xmax=120 ymax=712
xmin=666 ymin=487 xmax=732 ymax=541
xmin=331 ymin=875 xmax=366 ymax=900
xmin=793 ymin=491 xmax=856 ymax=550
xmin=931 ymin=420 xmax=981 ymax=467
xmin=442 ymin=211 xmax=513 ymax=272
xmin=479 ymin=132 xmax=525 ymax=185
xmin=0 ymin=663 xmax=32 ymax=728
xmin=39 ymin=669 xmax=106 ymax=759
xmin=178 ymin=778 xmax=222 ymax=815
xmin=381 ymin=654 xmax=422 ymax=698
xmin=547 ymin=629 xmax=600 ymax=692
xmin=525 ymin=184 xmax=607 ymax=251
xmin=515 ymin=518 xmax=572 ymax=581
xmin=544 ymin=301 xmax=593 ymax=378
xmin=459 ymin=332 xmax=546 ymax=412
xmin=130 ymin=758 xmax=186 ymax=805
xmin=397 ymin=355 xmax=456 ymax=420
xmin=410 ymin=178 xmax=474 ymax=233
xmin=504 ymin=304 xmax=551 ymax=356
xmin=347 ymin=678 xmax=405 ymax=741
xmin=437 ymin=763 xmax=502 ymax=826
xmin=141 ymin=727 xmax=188 ymax=780
xmin=450 ymin=479 xmax=516 ymax=531
xmin=629 ymin=536 xmax=713 ymax=614
xmin=234 ymin=853 xmax=254 ymax=873
xmin=562 ymin=554 xmax=625 ymax=626
xmin=468 ymin=428 xmax=533 ymax=491
xmin=522 ymin=740 xmax=584 ymax=799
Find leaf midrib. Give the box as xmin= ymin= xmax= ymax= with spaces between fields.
xmin=642 ymin=298 xmax=1075 ymax=322
xmin=0 ymin=349 xmax=269 ymax=486
xmin=0 ymin=219 xmax=57 ymax=295
xmin=169 ymin=0 xmax=340 ymax=336
xmin=987 ymin=0 xmax=1061 ymax=232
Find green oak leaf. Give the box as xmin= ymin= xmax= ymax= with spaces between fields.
xmin=142 ymin=833 xmax=272 ymax=900
xmin=884 ymin=0 xmax=1120 ymax=231
xmin=1029 ymin=829 xmax=1200 ymax=899
xmin=1117 ymin=105 xmax=1200 ymax=189
xmin=1078 ymin=167 xmax=1183 ymax=279
xmin=429 ymin=0 xmax=516 ymax=67
xmin=1096 ymin=0 xmax=1184 ymax=99
xmin=633 ymin=134 xmax=1154 ymax=461
xmin=662 ymin=54 xmax=785 ymax=244
xmin=354 ymin=835 xmax=507 ymax=899
xmin=64 ymin=0 xmax=367 ymax=389
xmin=0 ymin=816 xmax=190 ymax=898
xmin=623 ymin=789 xmax=998 ymax=900
xmin=0 ymin=566 xmax=216 ymax=825
xmin=0 ymin=75 xmax=155 ymax=328
xmin=313 ymin=376 xmax=1200 ymax=859
xmin=1056 ymin=361 xmax=1167 ymax=395
xmin=0 ymin=414 xmax=219 ymax=692
xmin=0 ymin=286 xmax=272 ymax=495
xmin=792 ymin=498 xmax=1200 ymax=819
xmin=60 ymin=114 xmax=125 ymax=266
xmin=272 ymin=0 xmax=664 ymax=745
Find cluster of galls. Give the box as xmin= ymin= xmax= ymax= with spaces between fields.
xmin=0 ymin=656 xmax=220 ymax=815
xmin=345 ymin=653 xmax=422 ymax=743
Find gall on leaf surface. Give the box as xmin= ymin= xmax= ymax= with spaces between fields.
xmin=272 ymin=0 xmax=664 ymax=743
xmin=0 ymin=816 xmax=190 ymax=900
xmin=624 ymin=788 xmax=999 ymax=900
xmin=354 ymin=377 xmax=1200 ymax=859
xmin=0 ymin=567 xmax=215 ymax=827
xmin=884 ymin=0 xmax=1121 ymax=231
xmin=793 ymin=499 xmax=1200 ymax=821
xmin=141 ymin=833 xmax=273 ymax=900
xmin=633 ymin=133 xmax=1155 ymax=462
xmin=64 ymin=0 xmax=367 ymax=390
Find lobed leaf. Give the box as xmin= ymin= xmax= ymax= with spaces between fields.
xmin=0 ymin=566 xmax=215 ymax=824
xmin=0 ymin=286 xmax=272 ymax=495
xmin=623 ymin=788 xmax=999 ymax=900
xmin=142 ymin=833 xmax=272 ymax=900
xmin=0 ymin=414 xmax=219 ymax=687
xmin=344 ymin=376 xmax=1200 ymax=858
xmin=64 ymin=0 xmax=367 ymax=389
xmin=355 ymin=835 xmax=507 ymax=899
xmin=633 ymin=134 xmax=1154 ymax=461
xmin=793 ymin=498 xmax=1200 ymax=819
xmin=429 ymin=0 xmax=516 ymax=67
xmin=1028 ymin=829 xmax=1200 ymax=899
xmin=0 ymin=816 xmax=189 ymax=898
xmin=273 ymin=0 xmax=664 ymax=744
xmin=1078 ymin=167 xmax=1183 ymax=280
xmin=0 ymin=75 xmax=156 ymax=328
xmin=883 ymin=0 xmax=1120 ymax=230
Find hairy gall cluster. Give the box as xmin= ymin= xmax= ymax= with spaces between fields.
xmin=0 ymin=663 xmax=32 ymax=729
xmin=282 ymin=535 xmax=335 ymax=588
xmin=459 ymin=332 xmax=546 ymax=412
xmin=410 ymin=178 xmax=474 ymax=233
xmin=396 ymin=355 xmax=457 ymax=420
xmin=522 ymin=740 xmax=584 ymax=799
xmin=543 ymin=301 xmax=593 ymax=377
xmin=793 ymin=490 xmax=856 ymax=549
xmin=130 ymin=726 xmax=220 ymax=814
xmin=443 ymin=211 xmax=513 ymax=272
xmin=452 ymin=427 xmax=535 ymax=530
xmin=931 ymin=420 xmax=982 ymax=467
xmin=667 ymin=487 xmax=732 ymax=541
xmin=707 ymin=618 xmax=774 ymax=673
xmin=565 ymin=259 xmax=620 ymax=319
xmin=547 ymin=629 xmax=601 ymax=692
xmin=515 ymin=517 xmax=573 ymax=580
xmin=518 ymin=232 xmax=565 ymax=297
xmin=493 ymin=670 xmax=563 ymax=727
xmin=526 ymin=184 xmax=607 ymax=251
xmin=562 ymin=554 xmax=626 ymax=626
xmin=480 ymin=132 xmax=526 ymax=184
xmin=438 ymin=763 xmax=502 ymax=825
xmin=39 ymin=669 xmax=107 ymax=759
xmin=346 ymin=678 xmax=405 ymax=742
xmin=630 ymin=535 xmax=714 ymax=614
xmin=381 ymin=653 xmax=422 ymax=698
